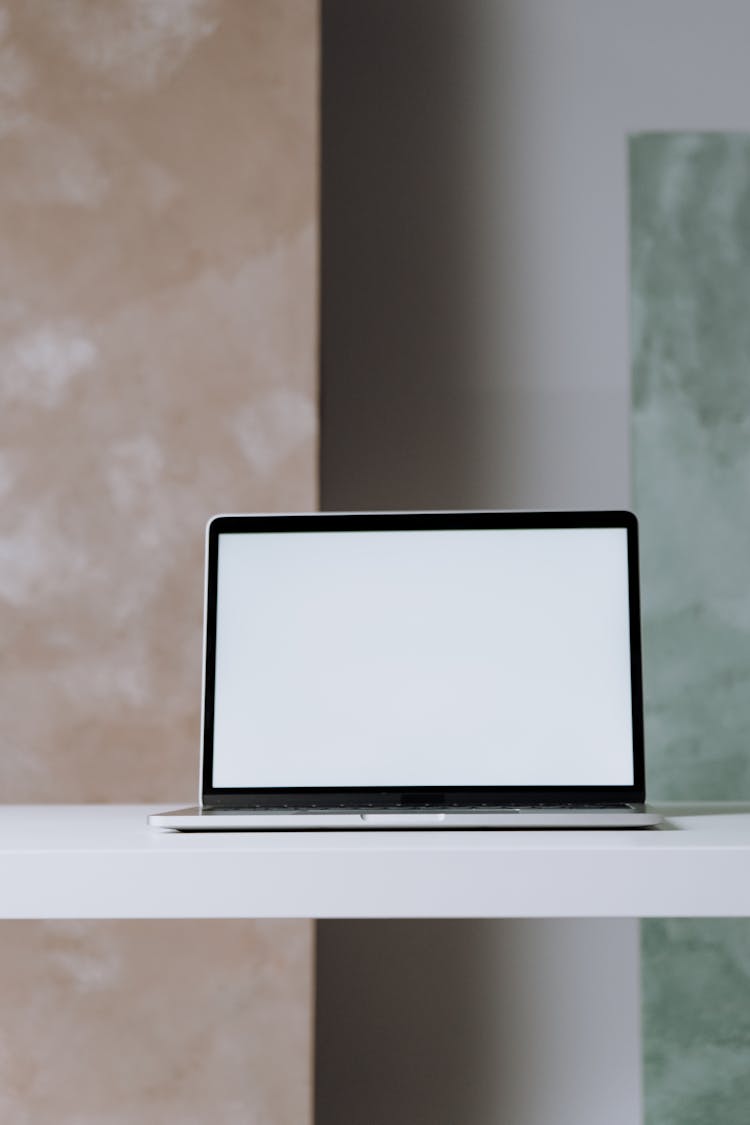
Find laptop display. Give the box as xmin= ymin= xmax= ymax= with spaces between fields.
xmin=200 ymin=511 xmax=645 ymax=810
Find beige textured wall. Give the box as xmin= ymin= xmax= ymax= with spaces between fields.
xmin=0 ymin=1 xmax=317 ymax=1120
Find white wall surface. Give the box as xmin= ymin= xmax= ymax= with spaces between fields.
xmin=470 ymin=0 xmax=750 ymax=509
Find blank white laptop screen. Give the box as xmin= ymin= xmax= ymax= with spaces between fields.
xmin=210 ymin=525 xmax=634 ymax=789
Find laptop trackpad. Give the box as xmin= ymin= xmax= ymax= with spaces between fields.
xmin=360 ymin=812 xmax=448 ymax=826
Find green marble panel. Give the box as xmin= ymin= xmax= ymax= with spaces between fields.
xmin=631 ymin=133 xmax=750 ymax=1125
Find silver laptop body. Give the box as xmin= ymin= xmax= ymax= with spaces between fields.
xmin=150 ymin=510 xmax=661 ymax=831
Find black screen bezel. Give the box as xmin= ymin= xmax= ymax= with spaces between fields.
xmin=201 ymin=510 xmax=645 ymax=808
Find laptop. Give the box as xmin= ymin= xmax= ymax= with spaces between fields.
xmin=149 ymin=510 xmax=661 ymax=830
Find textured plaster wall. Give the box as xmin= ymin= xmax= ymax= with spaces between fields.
xmin=632 ymin=133 xmax=750 ymax=1125
xmin=0 ymin=1 xmax=317 ymax=1121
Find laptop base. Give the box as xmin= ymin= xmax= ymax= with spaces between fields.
xmin=149 ymin=806 xmax=663 ymax=830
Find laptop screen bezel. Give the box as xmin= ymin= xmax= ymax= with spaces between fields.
xmin=200 ymin=510 xmax=646 ymax=808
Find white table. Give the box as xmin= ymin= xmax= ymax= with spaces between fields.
xmin=0 ymin=803 xmax=748 ymax=918
xmin=3 ymin=804 xmax=747 ymax=1125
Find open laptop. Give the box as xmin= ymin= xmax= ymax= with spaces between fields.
xmin=149 ymin=510 xmax=661 ymax=830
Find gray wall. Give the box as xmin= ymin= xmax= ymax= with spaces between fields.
xmin=320 ymin=0 xmax=632 ymax=514
xmin=322 ymin=0 xmax=750 ymax=515
xmin=320 ymin=0 xmax=482 ymax=509
xmin=318 ymin=4 xmax=632 ymax=1123
xmin=318 ymin=3 xmax=750 ymax=1123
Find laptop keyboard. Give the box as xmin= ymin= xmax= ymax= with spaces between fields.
xmin=206 ymin=802 xmax=633 ymax=814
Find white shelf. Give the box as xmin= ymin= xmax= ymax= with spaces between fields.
xmin=2 ymin=803 xmax=750 ymax=919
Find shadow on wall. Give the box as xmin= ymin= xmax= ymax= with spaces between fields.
xmin=321 ymin=0 xmax=488 ymax=510
xmin=321 ymin=0 xmax=629 ymax=513
xmin=316 ymin=921 xmax=499 ymax=1125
